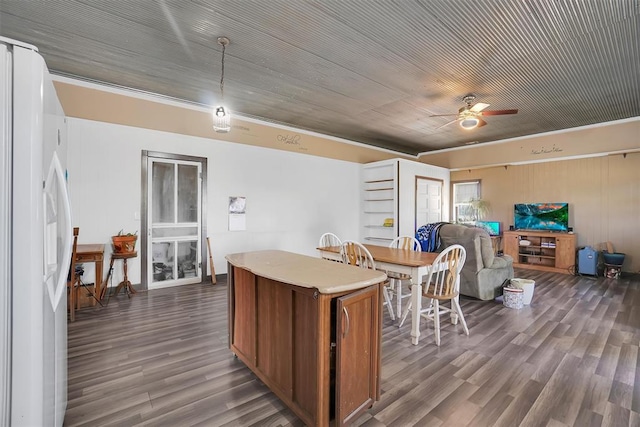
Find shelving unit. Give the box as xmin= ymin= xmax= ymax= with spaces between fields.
xmin=361 ymin=162 xmax=398 ymax=245
xmin=361 ymin=158 xmax=449 ymax=247
xmin=503 ymin=230 xmax=576 ymax=274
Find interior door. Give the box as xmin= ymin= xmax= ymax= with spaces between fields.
xmin=147 ymin=158 xmax=202 ymax=289
xmin=335 ymin=284 xmax=380 ymax=426
xmin=415 ymin=177 xmax=442 ymax=230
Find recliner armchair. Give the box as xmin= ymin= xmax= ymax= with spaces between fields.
xmin=437 ymin=223 xmax=513 ymax=300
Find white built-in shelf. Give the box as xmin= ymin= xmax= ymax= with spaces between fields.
xmin=362 ymin=161 xmax=398 ymax=247
xmin=364 ymin=179 xmax=393 ymax=184
xmin=364 ymin=237 xmax=394 ymax=242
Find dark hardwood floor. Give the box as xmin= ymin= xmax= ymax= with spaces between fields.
xmin=65 ymin=269 xmax=640 ymax=426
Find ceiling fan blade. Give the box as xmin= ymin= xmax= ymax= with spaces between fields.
xmin=435 ymin=119 xmax=459 ymax=129
xmin=429 ymin=113 xmax=459 ymax=117
xmin=477 ymin=117 xmax=487 ymax=127
xmin=470 ymin=102 xmax=490 ymax=112
xmin=481 ymin=109 xmax=518 ymax=116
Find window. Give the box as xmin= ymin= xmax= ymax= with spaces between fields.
xmin=452 ymin=181 xmax=480 ymax=223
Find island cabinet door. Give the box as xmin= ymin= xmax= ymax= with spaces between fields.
xmin=229 ymin=266 xmax=257 ymax=363
xmin=335 ymin=284 xmax=381 ymax=426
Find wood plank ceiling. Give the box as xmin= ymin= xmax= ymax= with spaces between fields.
xmin=1 ymin=0 xmax=638 ymax=155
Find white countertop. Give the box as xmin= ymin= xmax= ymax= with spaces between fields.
xmin=225 ymin=250 xmax=387 ymax=294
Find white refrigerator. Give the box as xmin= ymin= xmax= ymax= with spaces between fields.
xmin=0 ymin=37 xmax=72 ymax=427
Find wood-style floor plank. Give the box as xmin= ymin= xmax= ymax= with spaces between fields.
xmin=65 ymin=269 xmax=640 ymax=426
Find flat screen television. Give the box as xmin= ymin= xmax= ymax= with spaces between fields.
xmin=514 ymin=203 xmax=569 ymax=232
xmin=475 ymin=221 xmax=501 ymax=236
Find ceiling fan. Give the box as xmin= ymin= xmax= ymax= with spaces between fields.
xmin=431 ymin=95 xmax=518 ymax=130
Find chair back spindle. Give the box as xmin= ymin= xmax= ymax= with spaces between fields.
xmin=340 ymin=241 xmax=396 ymax=321
xmin=426 ymin=245 xmax=464 ymax=299
xmin=340 ymin=241 xmax=375 ymax=270
xmin=389 ymin=236 xmax=422 ymax=252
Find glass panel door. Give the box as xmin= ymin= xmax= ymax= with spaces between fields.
xmin=148 ymin=159 xmax=201 ymax=289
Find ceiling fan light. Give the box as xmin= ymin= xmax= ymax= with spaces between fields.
xmin=460 ymin=117 xmax=479 ymax=130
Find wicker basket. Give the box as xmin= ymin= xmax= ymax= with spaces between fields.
xmin=510 ymin=278 xmax=536 ymax=305
xmin=112 ymin=235 xmax=137 ymax=254
xmin=503 ymin=287 xmax=524 ymax=309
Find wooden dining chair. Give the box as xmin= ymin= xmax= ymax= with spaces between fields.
xmin=340 ymin=240 xmax=395 ymax=320
xmin=387 ymin=236 xmax=422 ymax=318
xmin=398 ymin=244 xmax=469 ymax=346
xmin=319 ymin=232 xmax=343 ymax=261
xmin=67 ymin=227 xmax=80 ymax=322
xmin=318 ymin=232 xmax=342 ymax=248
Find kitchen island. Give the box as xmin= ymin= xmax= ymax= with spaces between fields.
xmin=226 ymin=250 xmax=387 ymax=427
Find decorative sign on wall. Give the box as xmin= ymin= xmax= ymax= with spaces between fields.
xmin=530 ymin=144 xmax=563 ymax=155
xmin=277 ymin=133 xmax=308 ymax=151
xmin=229 ymin=196 xmax=246 ymax=231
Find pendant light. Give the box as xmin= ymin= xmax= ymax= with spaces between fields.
xmin=213 ymin=36 xmax=231 ymax=133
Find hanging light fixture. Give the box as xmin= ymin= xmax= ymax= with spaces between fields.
xmin=213 ymin=36 xmax=231 ymax=133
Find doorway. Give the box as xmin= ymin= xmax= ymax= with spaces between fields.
xmin=141 ymin=151 xmax=207 ymax=290
xmin=415 ymin=176 xmax=443 ymax=231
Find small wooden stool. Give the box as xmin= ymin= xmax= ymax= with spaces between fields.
xmin=101 ymin=251 xmax=138 ymax=299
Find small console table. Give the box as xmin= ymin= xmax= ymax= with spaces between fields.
xmin=102 ymin=251 xmax=138 ymax=299
xmin=75 ymin=244 xmax=105 ymax=306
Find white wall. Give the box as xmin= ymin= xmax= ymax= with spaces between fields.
xmin=67 ymin=118 xmax=361 ymax=287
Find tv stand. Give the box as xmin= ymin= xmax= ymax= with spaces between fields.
xmin=504 ymin=230 xmax=576 ymax=274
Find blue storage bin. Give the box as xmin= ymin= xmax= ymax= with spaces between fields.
xmin=578 ymin=246 xmax=598 ymax=276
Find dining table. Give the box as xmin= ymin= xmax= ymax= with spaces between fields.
xmin=317 ymin=243 xmax=448 ymax=345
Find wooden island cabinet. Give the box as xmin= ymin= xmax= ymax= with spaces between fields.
xmin=226 ymin=250 xmax=387 ymax=427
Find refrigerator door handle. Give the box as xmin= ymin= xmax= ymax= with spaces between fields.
xmin=43 ymin=152 xmax=72 ymax=311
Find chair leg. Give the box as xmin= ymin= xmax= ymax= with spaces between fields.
xmin=399 ymin=299 xmax=411 ymax=328
xmin=69 ymin=285 xmax=75 ymax=322
xmin=383 ymin=286 xmax=395 ymax=320
xmin=399 ymin=292 xmax=434 ymax=329
xmin=452 ymin=298 xmax=469 ymax=336
xmin=449 ymin=298 xmax=459 ymax=325
xmin=433 ymin=300 xmax=441 ymax=346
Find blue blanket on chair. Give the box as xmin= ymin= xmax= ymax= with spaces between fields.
xmin=416 ymin=222 xmax=448 ymax=252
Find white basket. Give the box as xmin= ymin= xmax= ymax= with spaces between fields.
xmin=510 ymin=278 xmax=535 ymax=305
xmin=503 ymin=287 xmax=524 ymax=309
